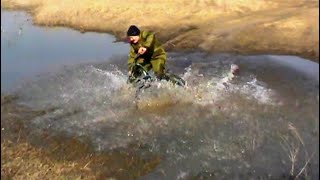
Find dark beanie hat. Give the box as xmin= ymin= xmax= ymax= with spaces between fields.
xmin=127 ymin=25 xmax=140 ymax=36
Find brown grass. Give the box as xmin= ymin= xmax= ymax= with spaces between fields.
xmin=1 ymin=138 xmax=162 ymax=179
xmin=1 ymin=0 xmax=319 ymax=61
xmin=279 ymin=123 xmax=317 ymax=179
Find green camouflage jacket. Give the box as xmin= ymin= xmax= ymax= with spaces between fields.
xmin=128 ymin=31 xmax=166 ymax=70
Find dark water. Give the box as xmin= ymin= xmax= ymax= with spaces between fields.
xmin=1 ymin=10 xmax=319 ymax=179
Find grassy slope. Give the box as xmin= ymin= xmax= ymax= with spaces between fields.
xmin=1 ymin=0 xmax=319 ymax=61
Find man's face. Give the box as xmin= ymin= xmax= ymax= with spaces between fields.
xmin=128 ymin=36 xmax=140 ymax=44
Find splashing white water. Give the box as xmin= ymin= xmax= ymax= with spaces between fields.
xmin=13 ymin=53 xmax=318 ymax=179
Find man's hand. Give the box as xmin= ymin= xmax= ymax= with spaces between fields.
xmin=138 ymin=47 xmax=147 ymax=54
xmin=128 ymin=71 xmax=132 ymax=76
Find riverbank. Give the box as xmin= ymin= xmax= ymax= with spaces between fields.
xmin=1 ymin=0 xmax=319 ymax=62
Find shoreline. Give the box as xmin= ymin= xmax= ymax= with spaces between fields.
xmin=1 ymin=0 xmax=319 ymax=62
xmin=1 ymin=95 xmax=161 ymax=179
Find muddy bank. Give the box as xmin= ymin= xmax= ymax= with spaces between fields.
xmin=1 ymin=0 xmax=319 ymax=62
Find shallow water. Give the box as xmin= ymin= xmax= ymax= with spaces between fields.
xmin=1 ymin=10 xmax=319 ymax=179
xmin=1 ymin=10 xmax=128 ymax=92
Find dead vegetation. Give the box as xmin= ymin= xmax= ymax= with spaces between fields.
xmin=1 ymin=0 xmax=319 ymax=61
xmin=279 ymin=123 xmax=317 ymax=179
xmin=1 ymin=138 xmax=161 ymax=179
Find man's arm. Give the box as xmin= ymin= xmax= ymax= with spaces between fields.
xmin=128 ymin=47 xmax=136 ymax=72
xmin=142 ymin=31 xmax=155 ymax=50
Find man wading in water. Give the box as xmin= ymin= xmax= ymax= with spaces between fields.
xmin=126 ymin=25 xmax=186 ymax=88
xmin=127 ymin=25 xmax=169 ymax=80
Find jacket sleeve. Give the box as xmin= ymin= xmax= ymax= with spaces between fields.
xmin=142 ymin=31 xmax=155 ymax=50
xmin=128 ymin=47 xmax=136 ymax=71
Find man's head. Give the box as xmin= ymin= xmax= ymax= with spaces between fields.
xmin=127 ymin=25 xmax=140 ymax=44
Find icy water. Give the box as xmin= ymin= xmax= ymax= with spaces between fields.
xmin=1 ymin=10 xmax=319 ymax=179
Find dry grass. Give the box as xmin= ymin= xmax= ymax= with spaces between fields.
xmin=1 ymin=138 xmax=162 ymax=179
xmin=1 ymin=0 xmax=319 ymax=61
xmin=279 ymin=123 xmax=317 ymax=179
xmin=1 ymin=140 xmax=94 ymax=179
xmin=1 ymin=0 xmax=275 ymax=32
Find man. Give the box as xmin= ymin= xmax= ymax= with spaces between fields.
xmin=126 ymin=25 xmax=168 ymax=81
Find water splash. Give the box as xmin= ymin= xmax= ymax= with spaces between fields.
xmin=12 ymin=53 xmax=319 ymax=179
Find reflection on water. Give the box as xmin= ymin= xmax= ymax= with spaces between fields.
xmin=268 ymin=55 xmax=319 ymax=82
xmin=1 ymin=10 xmax=319 ymax=180
xmin=1 ymin=10 xmax=128 ymax=92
